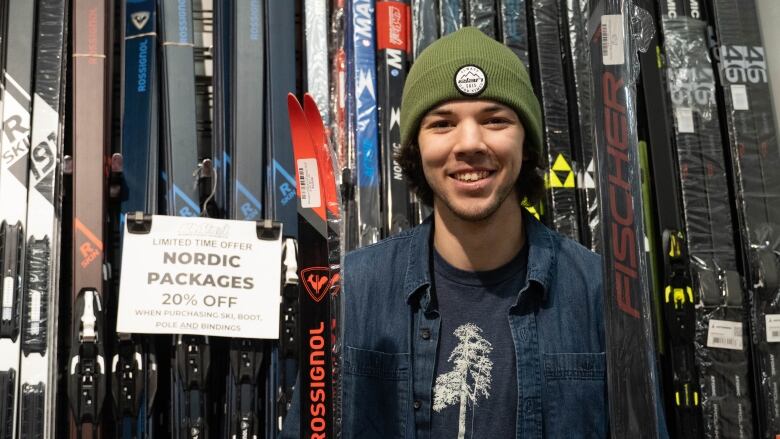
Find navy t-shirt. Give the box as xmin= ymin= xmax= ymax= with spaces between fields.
xmin=430 ymin=244 xmax=528 ymax=439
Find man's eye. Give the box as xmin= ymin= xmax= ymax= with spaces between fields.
xmin=485 ymin=117 xmax=509 ymax=125
xmin=428 ymin=120 xmax=452 ymax=129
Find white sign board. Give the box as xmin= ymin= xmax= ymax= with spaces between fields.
xmin=116 ymin=215 xmax=282 ymax=339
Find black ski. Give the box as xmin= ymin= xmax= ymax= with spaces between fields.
xmin=377 ymin=0 xmax=413 ymax=237
xmin=706 ymin=0 xmax=780 ymax=436
xmin=530 ymin=0 xmax=581 ymax=241
xmin=218 ymin=1 xmax=268 ymax=437
xmin=410 ymin=0 xmax=438 ymax=59
xmin=588 ymin=1 xmax=661 ymax=436
xmin=466 ymin=0 xmax=497 ymax=38
xmin=159 ymin=1 xmax=212 ymax=437
xmin=113 ymin=1 xmax=160 ymax=437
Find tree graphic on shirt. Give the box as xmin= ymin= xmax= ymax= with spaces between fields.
xmin=433 ymin=323 xmax=494 ymax=439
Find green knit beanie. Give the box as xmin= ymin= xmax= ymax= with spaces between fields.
xmin=400 ymin=27 xmax=542 ymax=156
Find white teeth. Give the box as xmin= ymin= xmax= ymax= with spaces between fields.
xmin=454 ymin=171 xmax=490 ymax=182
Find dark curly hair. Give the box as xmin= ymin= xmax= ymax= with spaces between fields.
xmin=395 ymin=137 xmax=546 ymax=207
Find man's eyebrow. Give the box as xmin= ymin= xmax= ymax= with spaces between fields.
xmin=426 ymin=108 xmax=454 ymax=117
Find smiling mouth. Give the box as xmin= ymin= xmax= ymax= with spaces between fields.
xmin=451 ymin=170 xmax=493 ymax=182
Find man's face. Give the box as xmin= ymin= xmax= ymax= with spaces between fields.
xmin=417 ymin=99 xmax=526 ymax=222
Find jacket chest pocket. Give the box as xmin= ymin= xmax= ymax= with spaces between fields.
xmin=343 ymin=346 xmax=410 ymax=439
xmin=542 ymin=352 xmax=607 ymax=438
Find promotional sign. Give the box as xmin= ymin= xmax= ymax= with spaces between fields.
xmin=117 ymin=214 xmax=282 ymax=339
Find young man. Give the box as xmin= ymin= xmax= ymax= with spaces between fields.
xmin=285 ymin=27 xmax=658 ymax=438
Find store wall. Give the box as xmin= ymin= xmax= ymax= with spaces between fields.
xmin=756 ymin=0 xmax=780 ymax=135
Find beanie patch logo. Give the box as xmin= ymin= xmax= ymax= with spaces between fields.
xmin=454 ymin=65 xmax=486 ymax=96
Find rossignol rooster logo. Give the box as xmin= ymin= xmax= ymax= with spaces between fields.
xmin=131 ymin=11 xmax=150 ymax=30
xmin=454 ymin=65 xmax=486 ymax=96
xmin=301 ymin=267 xmax=340 ymax=303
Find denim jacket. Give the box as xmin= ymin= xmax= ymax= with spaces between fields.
xmin=283 ymin=212 xmax=664 ymax=438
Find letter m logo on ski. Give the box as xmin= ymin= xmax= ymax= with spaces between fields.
xmin=301 ymin=267 xmax=339 ymax=303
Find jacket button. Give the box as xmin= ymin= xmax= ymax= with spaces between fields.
xmin=413 ymin=400 xmax=422 ymax=410
xmin=420 ymin=328 xmax=431 ymax=340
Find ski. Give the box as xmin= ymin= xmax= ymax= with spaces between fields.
xmin=563 ymin=0 xmax=598 ymax=250
xmin=499 ymin=0 xmax=531 ymax=68
xmin=377 ymin=0 xmax=412 ymax=237
xmin=349 ymin=0 xmax=382 ymax=247
xmin=19 ymin=0 xmax=68 ymax=437
xmin=0 ymin=0 xmax=36 ymax=437
xmin=113 ymin=0 xmax=160 ymax=436
xmin=265 ymin=0 xmax=298 ymax=239
xmin=217 ymin=1 xmax=269 ymax=437
xmin=466 ymin=0 xmax=497 ymax=38
xmin=305 ymin=0 xmax=330 ymax=125
xmin=438 ymin=0 xmax=463 ymax=36
xmin=159 ymin=1 xmax=214 ymax=437
xmin=410 ymin=0 xmax=438 ymax=59
xmin=635 ymin=0 xmax=701 ymax=436
xmin=588 ymin=0 xmax=661 ymax=437
xmin=303 ymin=93 xmax=343 ymax=437
xmin=656 ymin=1 xmax=756 ymax=436
xmin=530 ymin=0 xmax=581 ymax=241
xmin=67 ymin=0 xmax=110 ymax=437
xmin=288 ymin=93 xmax=335 ymax=439
xmin=706 ymin=0 xmax=780 ymax=436
xmin=265 ymin=2 xmax=299 ymax=435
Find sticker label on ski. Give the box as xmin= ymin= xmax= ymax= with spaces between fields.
xmin=116 ymin=215 xmax=283 ymax=339
xmin=674 ymin=107 xmax=695 ymax=134
xmin=730 ymin=84 xmax=749 ymax=110
xmin=766 ymin=315 xmax=780 ymax=343
xmin=454 ymin=65 xmax=486 ymax=96
xmin=297 ymin=158 xmax=321 ymax=208
xmin=601 ymin=15 xmax=624 ymax=66
xmin=706 ymin=319 xmax=743 ymax=350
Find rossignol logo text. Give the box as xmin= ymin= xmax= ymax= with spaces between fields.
xmin=454 ymin=65 xmax=486 ymax=96
xmin=249 ymin=0 xmax=261 ymax=41
xmin=308 ymin=321 xmax=327 ymax=438
xmin=178 ymin=0 xmax=189 ymax=43
xmin=602 ymin=71 xmax=640 ymax=319
xmin=137 ymin=39 xmax=149 ymax=92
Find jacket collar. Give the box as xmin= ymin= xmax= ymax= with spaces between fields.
xmin=404 ymin=210 xmax=558 ymax=306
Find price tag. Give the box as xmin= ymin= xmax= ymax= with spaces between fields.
xmin=730 ymin=84 xmax=749 ymax=110
xmin=116 ymin=215 xmax=283 ymax=339
xmin=766 ymin=315 xmax=780 ymax=343
xmin=297 ymin=158 xmax=321 ymax=208
xmin=601 ymin=14 xmax=624 ymax=66
xmin=706 ymin=319 xmax=743 ymax=350
xmin=675 ymin=107 xmax=695 ymax=134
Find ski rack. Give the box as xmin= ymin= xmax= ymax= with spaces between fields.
xmin=588 ymin=1 xmax=662 ymax=436
xmin=705 ymin=0 xmax=780 ymax=436
xmin=530 ymin=0 xmax=581 ymax=241
xmin=377 ymin=0 xmax=413 ymax=237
